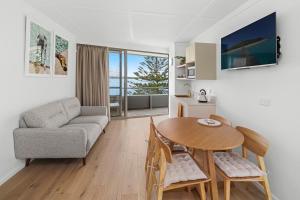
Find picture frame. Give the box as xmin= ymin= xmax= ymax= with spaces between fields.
xmin=25 ymin=16 xmax=53 ymax=77
xmin=53 ymin=34 xmax=69 ymax=77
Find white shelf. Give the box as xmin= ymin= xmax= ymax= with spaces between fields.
xmin=187 ymin=66 xmax=195 ymax=69
xmin=176 ymin=77 xmax=188 ymax=80
xmin=176 ymin=64 xmax=186 ymax=68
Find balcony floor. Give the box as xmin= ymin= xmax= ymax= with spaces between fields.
xmin=111 ymin=107 xmax=168 ymax=118
xmin=127 ymin=107 xmax=168 ymax=117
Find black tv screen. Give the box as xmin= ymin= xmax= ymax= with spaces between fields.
xmin=221 ymin=13 xmax=277 ymax=70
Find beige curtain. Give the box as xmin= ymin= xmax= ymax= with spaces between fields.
xmin=76 ymin=44 xmax=110 ymax=118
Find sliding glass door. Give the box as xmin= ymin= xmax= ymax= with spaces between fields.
xmin=108 ymin=50 xmax=123 ymax=117
xmin=109 ymin=49 xmax=169 ymax=118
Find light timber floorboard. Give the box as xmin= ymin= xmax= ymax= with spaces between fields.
xmin=0 ymin=116 xmax=265 ymax=200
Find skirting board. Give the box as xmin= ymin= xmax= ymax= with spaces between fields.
xmin=253 ymin=182 xmax=280 ymax=200
xmin=0 ymin=163 xmax=24 ymax=186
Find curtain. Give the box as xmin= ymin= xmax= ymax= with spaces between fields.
xmin=76 ymin=44 xmax=110 ymax=118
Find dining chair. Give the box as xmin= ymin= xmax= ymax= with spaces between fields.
xmin=177 ymin=103 xmax=184 ymax=117
xmin=145 ymin=117 xmax=186 ymax=186
xmin=213 ymin=126 xmax=272 ymax=200
xmin=146 ymin=129 xmax=210 ymax=200
xmin=155 ymin=103 xmax=187 ymax=153
xmin=209 ymin=114 xmax=232 ymax=126
xmin=145 ymin=117 xmax=157 ymax=172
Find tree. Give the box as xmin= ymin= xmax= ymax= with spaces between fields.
xmin=129 ymin=56 xmax=169 ymax=95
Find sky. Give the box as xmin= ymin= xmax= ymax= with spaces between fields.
xmin=109 ymin=52 xmax=144 ymax=77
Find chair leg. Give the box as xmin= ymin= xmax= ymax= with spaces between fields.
xmin=146 ymin=175 xmax=153 ymax=200
xmin=82 ymin=158 xmax=86 ymax=166
xmin=186 ymin=186 xmax=192 ymax=192
xmin=224 ymin=179 xmax=231 ymax=200
xmin=25 ymin=159 xmax=31 ymax=167
xmin=261 ymin=177 xmax=272 ymax=200
xmin=145 ymin=157 xmax=148 ymax=171
xmin=157 ymin=185 xmax=164 ymax=200
xmin=198 ymin=182 xmax=206 ymax=200
xmin=192 ymin=148 xmax=196 ymax=157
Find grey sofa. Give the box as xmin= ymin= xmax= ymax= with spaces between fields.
xmin=13 ymin=97 xmax=108 ymax=166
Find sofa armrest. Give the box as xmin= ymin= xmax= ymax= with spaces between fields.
xmin=81 ymin=106 xmax=107 ymax=116
xmin=13 ymin=128 xmax=88 ymax=159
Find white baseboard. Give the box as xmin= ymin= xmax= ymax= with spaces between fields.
xmin=0 ymin=163 xmax=24 ymax=186
xmin=253 ymin=182 xmax=280 ymax=200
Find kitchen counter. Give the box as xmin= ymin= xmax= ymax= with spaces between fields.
xmin=170 ymin=95 xmax=216 ymax=118
xmin=173 ymin=96 xmax=216 ymax=106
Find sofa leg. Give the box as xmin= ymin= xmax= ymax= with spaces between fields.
xmin=82 ymin=158 xmax=86 ymax=166
xmin=25 ymin=159 xmax=31 ymax=167
xmin=103 ymin=129 xmax=106 ymax=134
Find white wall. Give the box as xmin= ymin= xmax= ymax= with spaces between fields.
xmin=0 ymin=0 xmax=76 ymax=184
xmin=190 ymin=0 xmax=300 ymax=199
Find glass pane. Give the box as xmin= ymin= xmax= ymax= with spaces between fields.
xmin=127 ymin=53 xmax=169 ymax=95
xmin=126 ymin=51 xmax=169 ymax=117
xmin=109 ymin=51 xmax=122 ymax=117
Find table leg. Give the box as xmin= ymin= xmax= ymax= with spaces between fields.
xmin=207 ymin=150 xmax=219 ymax=200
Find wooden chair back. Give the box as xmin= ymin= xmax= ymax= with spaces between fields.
xmin=209 ymin=114 xmax=232 ymax=126
xmin=177 ymin=103 xmax=183 ymax=118
xmin=149 ymin=117 xmax=158 ymax=157
xmin=236 ymin=126 xmax=269 ymax=157
xmin=155 ymin=131 xmax=173 ymax=163
xmin=147 ymin=129 xmax=170 ymax=200
xmin=145 ymin=117 xmax=158 ymax=171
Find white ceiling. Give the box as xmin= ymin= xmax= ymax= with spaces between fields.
xmin=25 ymin=0 xmax=248 ymax=51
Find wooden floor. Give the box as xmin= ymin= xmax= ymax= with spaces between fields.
xmin=0 ymin=116 xmax=266 ymax=200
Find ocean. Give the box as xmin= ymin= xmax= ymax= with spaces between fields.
xmin=109 ymin=77 xmax=168 ymax=96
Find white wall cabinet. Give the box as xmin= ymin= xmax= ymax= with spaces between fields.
xmin=186 ymin=43 xmax=216 ymax=80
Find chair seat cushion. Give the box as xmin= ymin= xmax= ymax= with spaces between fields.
xmin=213 ymin=152 xmax=265 ymax=178
xmin=68 ymin=115 xmax=108 ymax=129
xmin=164 ymin=153 xmax=207 ymax=187
xmin=159 ymin=135 xmax=187 ymax=152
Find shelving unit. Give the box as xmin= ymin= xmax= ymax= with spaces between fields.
xmin=176 ymin=64 xmax=186 ymax=68
xmin=176 ymin=77 xmax=188 ymax=80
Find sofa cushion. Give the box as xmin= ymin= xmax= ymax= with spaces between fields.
xmin=214 ymin=152 xmax=265 ymax=178
xmin=23 ymin=102 xmax=68 ymax=128
xmin=60 ymin=98 xmax=81 ymax=120
xmin=62 ymin=123 xmax=102 ymax=151
xmin=68 ymin=115 xmax=108 ymax=129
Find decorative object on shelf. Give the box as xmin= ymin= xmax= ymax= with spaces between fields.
xmin=54 ymin=35 xmax=69 ymax=77
xmin=25 ymin=16 xmax=53 ymax=77
xmin=197 ymin=118 xmax=222 ymax=127
xmin=177 ymin=74 xmax=186 ymax=79
xmin=197 ymin=89 xmax=208 ymax=103
xmin=183 ymin=83 xmax=191 ymax=97
xmin=175 ymin=56 xmax=186 ymax=65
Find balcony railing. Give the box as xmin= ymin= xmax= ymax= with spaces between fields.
xmin=110 ymin=86 xmax=169 ymax=117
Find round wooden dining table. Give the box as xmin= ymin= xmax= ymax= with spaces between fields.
xmin=156 ymin=117 xmax=244 ymax=200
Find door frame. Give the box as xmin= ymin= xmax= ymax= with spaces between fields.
xmin=109 ymin=48 xmax=169 ymax=119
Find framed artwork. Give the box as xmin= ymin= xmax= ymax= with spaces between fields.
xmin=54 ymin=35 xmax=69 ymax=77
xmin=25 ymin=17 xmax=53 ymax=77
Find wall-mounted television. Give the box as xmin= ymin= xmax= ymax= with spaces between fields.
xmin=221 ymin=12 xmax=277 ymax=70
